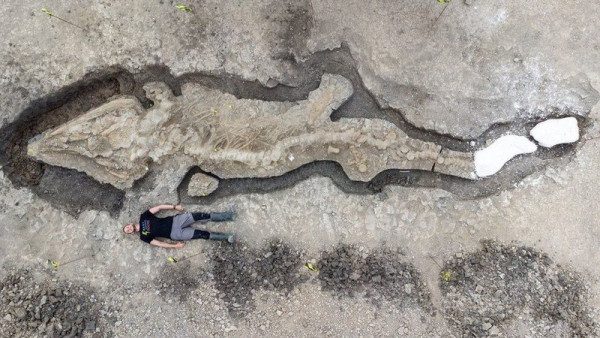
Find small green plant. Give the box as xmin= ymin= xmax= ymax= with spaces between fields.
xmin=174 ymin=4 xmax=193 ymax=12
xmin=441 ymin=270 xmax=453 ymax=281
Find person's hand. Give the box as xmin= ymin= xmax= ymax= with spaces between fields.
xmin=175 ymin=204 xmax=184 ymax=211
xmin=174 ymin=242 xmax=185 ymax=248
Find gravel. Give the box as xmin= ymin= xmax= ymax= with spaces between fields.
xmin=211 ymin=240 xmax=435 ymax=317
xmin=0 ymin=267 xmax=115 ymax=337
xmin=153 ymin=262 xmax=206 ymax=302
xmin=317 ymin=244 xmax=433 ymax=313
xmin=440 ymin=240 xmax=596 ymax=337
xmin=211 ymin=240 xmax=308 ymax=317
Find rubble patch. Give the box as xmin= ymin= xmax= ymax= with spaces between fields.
xmin=0 ymin=267 xmax=116 ymax=337
xmin=317 ymin=244 xmax=433 ymax=313
xmin=440 ymin=240 xmax=596 ymax=337
xmin=210 ymin=240 xmax=433 ymax=318
xmin=211 ymin=240 xmax=308 ymax=317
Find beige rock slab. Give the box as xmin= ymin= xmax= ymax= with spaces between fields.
xmin=188 ymin=173 xmax=219 ymax=197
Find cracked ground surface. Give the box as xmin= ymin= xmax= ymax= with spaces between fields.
xmin=1 ymin=0 xmax=600 ymax=337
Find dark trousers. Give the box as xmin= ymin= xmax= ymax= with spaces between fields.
xmin=191 ymin=213 xmax=210 ymax=239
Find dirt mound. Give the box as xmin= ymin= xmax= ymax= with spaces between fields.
xmin=317 ymin=244 xmax=432 ymax=313
xmin=0 ymin=268 xmax=115 ymax=337
xmin=211 ymin=240 xmax=309 ymax=316
xmin=211 ymin=241 xmax=433 ymax=317
xmin=440 ymin=240 xmax=595 ymax=337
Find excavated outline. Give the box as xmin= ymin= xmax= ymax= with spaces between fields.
xmin=0 ymin=46 xmax=588 ymax=214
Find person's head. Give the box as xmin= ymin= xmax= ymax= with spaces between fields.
xmin=123 ymin=223 xmax=137 ymax=234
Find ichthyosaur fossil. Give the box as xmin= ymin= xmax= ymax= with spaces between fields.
xmin=26 ymin=73 xmax=578 ymax=192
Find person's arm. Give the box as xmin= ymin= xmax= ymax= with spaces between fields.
xmin=149 ymin=239 xmax=185 ymax=249
xmin=148 ymin=204 xmax=184 ymax=214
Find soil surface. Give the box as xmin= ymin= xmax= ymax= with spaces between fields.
xmin=1 ymin=0 xmax=599 ymax=337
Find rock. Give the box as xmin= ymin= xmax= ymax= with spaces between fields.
xmin=489 ymin=326 xmax=500 ymax=335
xmin=404 ymin=284 xmax=412 ymax=295
xmin=482 ymin=322 xmax=492 ymax=330
xmin=14 ymin=307 xmax=26 ymax=319
xmin=377 ymin=191 xmax=388 ymax=201
xmin=3 ymin=314 xmax=12 ymax=321
xmin=187 ymin=172 xmax=219 ymax=197
xmin=224 ymin=325 xmax=238 ymax=332
xmin=85 ymin=320 xmax=96 ymax=332
xmin=327 ymin=145 xmax=340 ymax=154
xmin=40 ymin=295 xmax=47 ymax=306
xmin=265 ymin=78 xmax=279 ymax=88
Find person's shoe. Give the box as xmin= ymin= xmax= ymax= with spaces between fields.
xmin=210 ymin=207 xmax=235 ymax=222
xmin=209 ymin=232 xmax=235 ymax=243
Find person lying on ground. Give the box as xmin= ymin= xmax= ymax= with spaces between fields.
xmin=123 ymin=204 xmax=235 ymax=248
